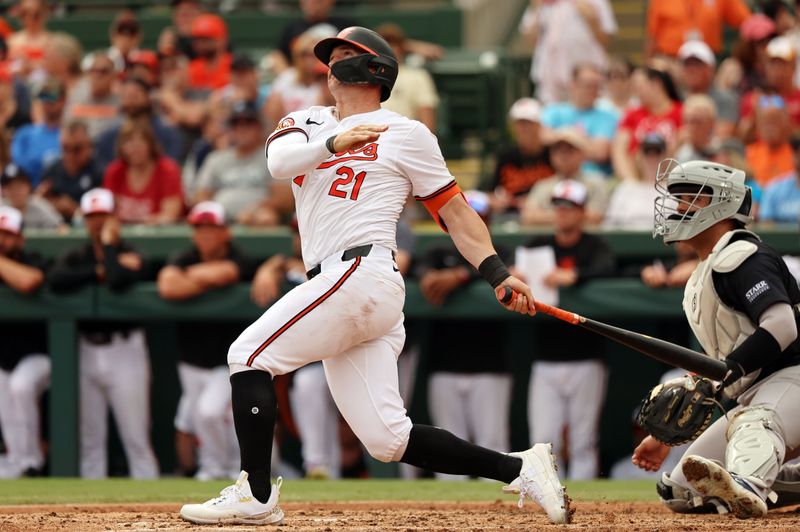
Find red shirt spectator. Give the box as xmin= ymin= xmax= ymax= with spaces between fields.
xmin=187 ymin=14 xmax=231 ymax=91
xmin=619 ymin=103 xmax=682 ymax=153
xmin=102 ymin=119 xmax=183 ymax=224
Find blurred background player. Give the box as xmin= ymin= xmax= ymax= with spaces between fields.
xmin=419 ymin=190 xmax=512 ymax=480
xmin=0 ymin=162 xmax=62 ymax=229
xmin=158 ymin=201 xmax=260 ymax=480
xmin=520 ymin=179 xmax=615 ymax=479
xmin=0 ymin=205 xmax=49 ymax=478
xmin=49 ymin=188 xmax=158 ymax=479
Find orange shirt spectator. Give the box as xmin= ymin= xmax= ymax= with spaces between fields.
xmin=187 ymin=14 xmax=231 ymax=91
xmin=646 ymin=0 xmax=750 ymax=57
xmin=102 ymin=119 xmax=183 ymax=224
xmin=746 ymin=95 xmax=794 ymax=187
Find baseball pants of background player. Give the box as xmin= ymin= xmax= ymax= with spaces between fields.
xmin=290 ymin=362 xmax=341 ymax=477
xmin=79 ymin=329 xmax=159 ymax=479
xmin=667 ymin=365 xmax=800 ymax=494
xmin=0 ymin=354 xmax=50 ymax=473
xmin=175 ymin=363 xmax=239 ymax=479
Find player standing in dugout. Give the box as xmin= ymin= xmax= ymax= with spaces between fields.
xmin=179 ymin=26 xmax=571 ymax=526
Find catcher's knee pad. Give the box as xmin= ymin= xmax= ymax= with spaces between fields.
xmin=725 ymin=406 xmax=783 ymax=484
xmin=657 ymin=472 xmax=728 ymax=514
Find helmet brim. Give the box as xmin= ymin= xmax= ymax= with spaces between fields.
xmin=314 ymin=37 xmax=377 ymax=64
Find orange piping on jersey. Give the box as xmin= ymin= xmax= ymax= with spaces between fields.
xmin=245 ymin=257 xmax=362 ymax=367
xmin=415 ymin=180 xmax=462 ymax=232
xmin=266 ymin=127 xmax=309 ymax=147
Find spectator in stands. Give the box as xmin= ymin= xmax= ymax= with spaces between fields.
xmin=64 ymin=52 xmax=120 ymax=140
xmin=0 ymin=162 xmax=61 ymax=229
xmin=760 ymin=137 xmax=800 ymax=223
xmin=107 ymin=11 xmax=142 ymax=71
xmin=38 ymin=120 xmax=103 ymax=223
xmin=419 ymin=190 xmax=513 ymax=480
xmin=158 ymin=201 xmax=261 ymax=480
xmin=195 ymin=101 xmax=285 ymax=224
xmin=377 ymin=23 xmax=439 ymax=132
xmin=11 ymin=78 xmax=64 ymax=186
xmin=7 ymin=0 xmax=53 ymax=82
xmin=612 ymin=67 xmax=682 ymax=182
xmin=103 ymin=118 xmax=184 ymax=224
xmin=0 ymin=63 xmax=32 ymax=131
xmin=159 ymin=0 xmax=204 ymax=61
xmin=188 ymin=14 xmax=232 ymax=92
xmin=522 ymin=179 xmax=615 ymax=479
xmin=42 ymin=32 xmax=82 ymax=94
xmin=95 ymin=77 xmax=182 ymax=171
xmin=746 ymin=95 xmax=794 ymax=187
xmin=640 ymin=242 xmax=698 ymax=289
xmin=603 ymin=133 xmax=666 ymax=230
xmin=732 ymin=13 xmax=777 ymax=94
xmin=210 ymin=53 xmax=269 ymax=121
xmin=761 ymin=0 xmax=796 ymax=34
xmin=181 ymin=111 xmax=226 ymax=203
xmin=596 ymin=55 xmax=635 ymax=117
xmin=678 ymin=40 xmax=739 ymax=138
xmin=49 ymin=188 xmax=159 ymax=479
xmin=542 ymin=63 xmax=619 ymax=177
xmin=157 ymin=54 xmax=209 ymax=161
xmin=127 ymin=50 xmax=160 ymax=88
xmin=0 ymin=205 xmax=49 ymax=479
xmin=264 ymin=29 xmax=332 ymax=131
xmin=740 ymin=36 xmax=800 ymax=142
xmin=488 ymin=98 xmax=554 ymax=216
xmin=519 ymin=0 xmax=617 ymax=104
xmin=674 ymin=95 xmax=719 ymax=163
xmin=521 ymin=127 xmax=609 ymax=225
xmin=645 ymin=0 xmax=750 ymax=58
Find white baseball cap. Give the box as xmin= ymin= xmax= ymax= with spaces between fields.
xmin=508 ymin=97 xmax=542 ymax=123
xmin=678 ymin=40 xmax=716 ymax=66
xmin=0 ymin=205 xmax=23 ymax=235
xmin=188 ymin=201 xmax=226 ymax=226
xmin=551 ymin=179 xmax=588 ymax=208
xmin=767 ymin=36 xmax=796 ymax=61
xmin=81 ymin=188 xmax=114 ymax=215
xmin=546 ymin=126 xmax=589 ymax=153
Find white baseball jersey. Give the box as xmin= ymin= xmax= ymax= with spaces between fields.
xmin=266 ymin=106 xmax=458 ymax=269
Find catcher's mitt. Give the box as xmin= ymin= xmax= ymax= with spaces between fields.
xmin=636 ymin=375 xmax=718 ymax=446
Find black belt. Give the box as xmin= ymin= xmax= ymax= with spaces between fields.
xmin=306 ymin=244 xmax=378 ymax=280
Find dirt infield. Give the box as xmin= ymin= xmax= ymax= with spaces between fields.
xmin=0 ymin=501 xmax=798 ymax=532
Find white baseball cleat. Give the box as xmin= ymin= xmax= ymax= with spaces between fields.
xmin=682 ymin=455 xmax=768 ymax=519
xmin=503 ymin=443 xmax=572 ymax=524
xmin=180 ymin=471 xmax=284 ymax=525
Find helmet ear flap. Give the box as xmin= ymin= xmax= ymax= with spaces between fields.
xmin=737 ymin=187 xmax=752 ymax=218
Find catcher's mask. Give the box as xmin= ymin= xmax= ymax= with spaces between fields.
xmin=314 ymin=26 xmax=399 ymax=102
xmin=653 ymin=159 xmax=752 ymax=244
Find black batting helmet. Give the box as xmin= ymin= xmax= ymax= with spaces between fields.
xmin=313 ymin=26 xmax=398 ymax=102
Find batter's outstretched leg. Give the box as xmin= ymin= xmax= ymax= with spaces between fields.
xmin=180 ymin=368 xmax=284 ymax=525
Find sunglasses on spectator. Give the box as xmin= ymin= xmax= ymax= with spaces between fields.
xmin=642 ymin=146 xmax=666 ymax=156
xmin=759 ymin=94 xmax=785 ymax=109
xmin=61 ymin=143 xmax=89 ymax=154
xmin=115 ymin=22 xmax=140 ymax=35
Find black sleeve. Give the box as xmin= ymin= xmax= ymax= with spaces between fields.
xmin=229 ymin=247 xmax=259 ymax=282
xmin=104 ymin=244 xmax=146 ymax=292
xmin=48 ymin=249 xmax=97 ymax=292
xmin=713 ymin=251 xmax=793 ymax=324
xmin=575 ymin=236 xmax=617 ymax=283
xmin=167 ymin=248 xmax=200 ymax=269
xmin=523 ymin=235 xmax=551 ymax=249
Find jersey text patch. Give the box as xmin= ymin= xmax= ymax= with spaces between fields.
xmin=745 ymin=280 xmax=770 ymax=303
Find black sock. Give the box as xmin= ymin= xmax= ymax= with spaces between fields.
xmin=400 ymin=424 xmax=522 ymax=483
xmin=231 ymin=370 xmax=276 ymax=504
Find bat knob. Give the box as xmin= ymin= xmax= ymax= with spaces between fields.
xmin=500 ymin=286 xmax=514 ymax=304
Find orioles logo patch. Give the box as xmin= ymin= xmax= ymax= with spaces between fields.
xmin=275 ymin=117 xmax=295 ymax=131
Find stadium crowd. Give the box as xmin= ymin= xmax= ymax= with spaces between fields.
xmin=1 ymin=0 xmax=800 ymax=482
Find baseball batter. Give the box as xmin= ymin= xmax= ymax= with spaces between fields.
xmin=180 ymin=27 xmax=570 ymax=526
xmin=633 ymin=159 xmax=800 ymax=518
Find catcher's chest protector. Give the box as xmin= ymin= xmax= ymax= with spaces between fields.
xmin=683 ymin=230 xmax=759 ymax=398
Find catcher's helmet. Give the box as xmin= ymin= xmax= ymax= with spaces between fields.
xmin=653 ymin=159 xmax=753 ymax=243
xmin=313 ymin=26 xmax=398 ymax=102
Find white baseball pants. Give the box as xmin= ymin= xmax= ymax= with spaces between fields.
xmin=79 ymin=329 xmax=159 ymax=479
xmin=175 ymin=363 xmax=239 ymax=479
xmin=428 ymin=372 xmax=512 ymax=480
xmin=229 ymin=248 xmax=413 ymax=463
xmin=0 ymin=354 xmax=50 ymax=473
xmin=290 ymin=362 xmax=341 ymax=477
xmin=529 ymin=359 xmax=607 ymax=480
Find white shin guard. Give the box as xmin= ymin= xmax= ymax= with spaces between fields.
xmin=725 ymin=407 xmax=783 ymax=490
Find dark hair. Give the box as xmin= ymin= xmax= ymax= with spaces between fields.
xmin=761 ymin=0 xmax=791 ymax=20
xmin=645 ymin=67 xmax=682 ymax=103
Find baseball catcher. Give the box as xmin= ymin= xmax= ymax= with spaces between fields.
xmin=632 ymin=159 xmax=800 ymax=518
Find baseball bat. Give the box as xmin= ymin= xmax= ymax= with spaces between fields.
xmin=499 ymin=287 xmax=726 ymax=380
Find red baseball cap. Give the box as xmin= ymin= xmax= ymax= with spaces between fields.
xmin=128 ymin=49 xmax=159 ymax=71
xmin=191 ymin=14 xmax=227 ymax=40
